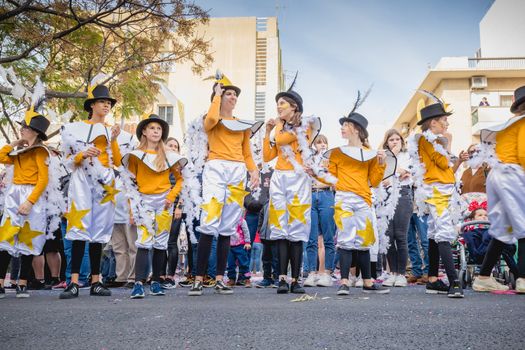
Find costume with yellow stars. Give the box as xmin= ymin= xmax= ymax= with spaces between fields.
xmin=121 ymin=149 xmax=186 ymax=250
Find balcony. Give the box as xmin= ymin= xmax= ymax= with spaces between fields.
xmin=471 ymin=106 xmax=511 ymax=135
xmin=468 ymin=57 xmax=525 ymax=69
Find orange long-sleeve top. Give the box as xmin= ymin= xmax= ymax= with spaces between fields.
xmin=263 ymin=121 xmax=311 ymax=171
xmin=418 ymin=136 xmax=455 ymax=184
xmin=73 ymin=121 xmax=122 ymax=168
xmin=0 ymin=145 xmax=49 ymax=204
xmin=495 ymin=117 xmax=525 ymax=171
xmin=323 ymin=147 xmax=385 ymax=206
xmin=126 ymin=151 xmax=183 ymax=203
xmin=204 ymin=96 xmax=256 ymax=171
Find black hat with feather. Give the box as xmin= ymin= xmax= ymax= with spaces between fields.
xmin=18 ymin=78 xmax=50 ymax=141
xmin=417 ymin=89 xmax=452 ymax=125
xmin=275 ymin=72 xmax=303 ymax=113
xmin=83 ymin=73 xmax=117 ymax=113
xmin=339 ymin=86 xmax=373 ymax=138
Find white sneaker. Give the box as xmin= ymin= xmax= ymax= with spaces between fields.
xmin=379 ymin=272 xmax=391 ymax=281
xmin=394 ymin=275 xmax=407 ymax=287
xmin=472 ymin=276 xmax=509 ymax=292
xmin=515 ymin=278 xmax=525 ymax=294
xmin=348 ymin=276 xmax=356 ymax=287
xmin=355 ymin=276 xmax=363 ymax=288
xmin=316 ymin=273 xmax=333 ymax=287
xmin=303 ymin=273 xmax=318 ymax=287
xmin=382 ymin=275 xmax=397 ymax=287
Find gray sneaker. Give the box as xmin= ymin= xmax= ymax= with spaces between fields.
xmin=337 ymin=284 xmax=350 ymax=296
xmin=214 ymin=280 xmax=234 ymax=295
xmin=363 ymin=283 xmax=390 ymax=294
xmin=188 ymin=281 xmax=203 ymax=296
xmin=16 ymin=285 xmax=30 ymax=298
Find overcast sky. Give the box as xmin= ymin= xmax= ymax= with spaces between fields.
xmin=201 ymin=0 xmax=494 ymax=147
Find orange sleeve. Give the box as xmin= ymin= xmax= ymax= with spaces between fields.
xmin=167 ymin=166 xmax=183 ymax=203
xmin=274 ymin=123 xmax=297 ymax=146
xmin=203 ymin=96 xmax=221 ymax=132
xmin=73 ymin=152 xmax=84 ymax=166
xmin=368 ymin=157 xmax=386 ymax=188
xmin=111 ymin=139 xmax=122 ymax=167
xmin=0 ymin=145 xmax=14 ymax=165
xmin=421 ymin=138 xmax=449 ymax=170
xmin=314 ymin=152 xmax=338 ymax=185
xmin=263 ymin=137 xmax=277 ymax=162
xmin=127 ymin=155 xmax=139 ymax=177
xmin=518 ymin=124 xmax=525 ymax=170
xmin=27 ymin=149 xmax=49 ymax=204
xmin=242 ymin=130 xmax=256 ymax=171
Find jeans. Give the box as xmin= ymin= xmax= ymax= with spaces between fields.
xmin=245 ymin=211 xmax=259 ymax=244
xmin=191 ymin=227 xmax=217 ymax=278
xmin=250 ymin=242 xmax=263 ymax=272
xmin=62 ymin=220 xmax=90 ymax=285
xmin=386 ymin=187 xmax=412 ymax=274
xmin=261 ymin=239 xmax=279 ymax=280
xmin=227 ymin=245 xmax=251 ymax=281
xmin=306 ymin=190 xmax=336 ymax=273
xmin=407 ymin=213 xmax=429 ymax=277
xmin=101 ymin=248 xmax=117 ymax=282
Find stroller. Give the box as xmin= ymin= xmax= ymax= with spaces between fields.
xmin=454 ymin=193 xmax=518 ymax=289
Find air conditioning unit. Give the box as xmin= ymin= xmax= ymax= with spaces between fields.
xmin=471 ymin=76 xmax=487 ymax=89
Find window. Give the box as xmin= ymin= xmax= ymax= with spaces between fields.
xmin=500 ymin=95 xmax=513 ymax=107
xmin=158 ymin=106 xmax=173 ymax=124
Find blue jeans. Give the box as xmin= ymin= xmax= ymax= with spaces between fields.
xmin=101 ymin=248 xmax=116 ymax=283
xmin=407 ymin=214 xmax=429 ymax=277
xmin=191 ymin=229 xmax=217 ymax=278
xmin=250 ymin=242 xmax=263 ymax=272
xmin=306 ymin=190 xmax=336 ymax=273
xmin=63 ymin=218 xmax=90 ymax=285
xmin=245 ymin=211 xmax=259 ymax=244
xmin=227 ymin=245 xmax=251 ymax=281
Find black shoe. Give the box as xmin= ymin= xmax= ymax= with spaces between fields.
xmin=188 ymin=281 xmax=203 ymax=296
xmin=426 ymin=280 xmax=449 ymax=294
xmin=363 ymin=283 xmax=390 ymax=294
xmin=124 ymin=281 xmax=135 ymax=289
xmin=29 ymin=279 xmax=46 ymax=290
xmin=214 ymin=280 xmax=234 ymax=295
xmin=447 ymin=280 xmax=464 ymax=298
xmin=277 ymin=278 xmax=289 ymax=294
xmin=59 ymin=282 xmax=79 ymax=299
xmin=105 ymin=280 xmax=125 ymax=288
xmin=337 ymin=284 xmax=350 ymax=296
xmin=16 ymin=285 xmax=30 ymax=298
xmin=46 ymin=278 xmax=60 ymax=289
xmin=161 ymin=278 xmax=176 ymax=290
xmin=290 ymin=281 xmax=305 ymax=294
xmin=90 ymin=282 xmax=112 ymax=296
xmin=178 ymin=276 xmax=194 ymax=288
xmin=0 ymin=286 xmax=5 ymax=299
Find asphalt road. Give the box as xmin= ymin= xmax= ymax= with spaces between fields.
xmin=1 ymin=285 xmax=522 ymax=349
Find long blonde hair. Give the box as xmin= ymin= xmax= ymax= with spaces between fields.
xmin=138 ymin=128 xmax=168 ymax=171
xmin=382 ymin=128 xmax=406 ymax=152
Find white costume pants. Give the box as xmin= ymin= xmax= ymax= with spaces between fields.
xmin=335 ymin=191 xmax=375 ymax=251
xmin=135 ymin=191 xmax=173 ymax=250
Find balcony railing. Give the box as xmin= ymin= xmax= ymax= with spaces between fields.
xmin=468 ymin=57 xmax=525 ymax=69
xmin=471 ymin=106 xmax=510 ymax=135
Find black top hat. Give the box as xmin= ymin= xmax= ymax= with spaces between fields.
xmin=339 ymin=112 xmax=369 ymax=138
xmin=510 ymin=85 xmax=525 ymax=113
xmin=275 ymin=72 xmax=303 ymax=113
xmin=417 ymin=103 xmax=452 ymax=125
xmin=84 ymin=85 xmax=117 ymax=113
xmin=136 ymin=114 xmax=170 ymax=142
xmin=18 ymin=115 xmax=50 ymax=141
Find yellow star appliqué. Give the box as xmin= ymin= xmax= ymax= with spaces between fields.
xmin=201 ymin=197 xmax=224 ymax=224
xmin=287 ymin=194 xmax=310 ymax=225
xmin=64 ymin=201 xmax=90 ymax=232
xmin=424 ymin=187 xmax=451 ymax=217
xmin=333 ymin=201 xmax=354 ymax=231
xmin=226 ymin=181 xmax=250 ymax=208
xmin=139 ymin=225 xmax=152 ymax=244
xmin=156 ymin=210 xmax=173 ymax=233
xmin=0 ymin=217 xmax=20 ymax=247
xmin=101 ymin=183 xmax=120 ymax=204
xmin=268 ymin=201 xmax=285 ymax=230
xmin=18 ymin=221 xmax=44 ymax=251
xmin=356 ymin=217 xmax=375 ymax=247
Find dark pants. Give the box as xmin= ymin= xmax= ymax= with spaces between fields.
xmin=261 ymin=239 xmax=279 ymax=280
xmin=386 ymin=187 xmax=412 ymax=274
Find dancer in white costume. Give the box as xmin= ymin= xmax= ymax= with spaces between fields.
xmin=59 ymin=75 xmax=128 ymax=299
xmin=0 ymin=81 xmax=53 ymax=298
xmin=472 ymin=85 xmax=525 ymax=293
xmin=189 ymin=71 xmax=262 ymax=296
xmin=264 ymin=76 xmax=321 ymax=294
xmin=120 ymin=114 xmax=187 ymax=299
